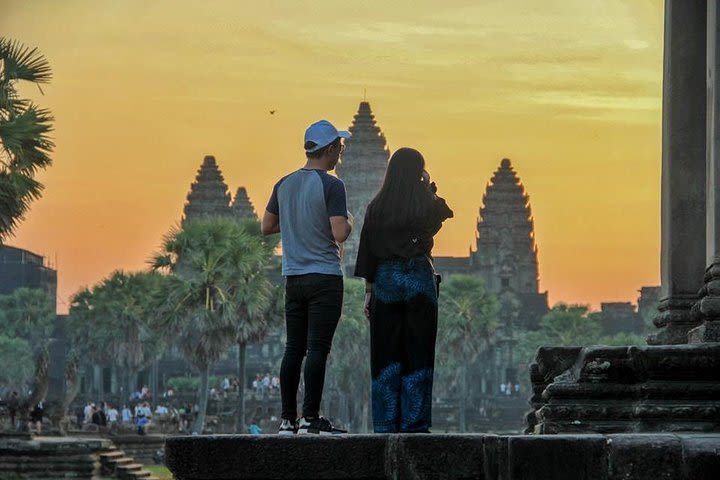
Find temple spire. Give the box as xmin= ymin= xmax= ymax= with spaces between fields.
xmin=231 ymin=187 xmax=257 ymax=220
xmin=336 ymin=101 xmax=390 ymax=273
xmin=473 ymin=158 xmax=539 ymax=293
xmin=182 ymin=155 xmax=232 ymax=224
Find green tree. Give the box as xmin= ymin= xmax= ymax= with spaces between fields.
xmin=152 ymin=217 xmax=267 ymax=434
xmin=0 ymin=38 xmax=54 ymax=241
xmin=66 ymin=271 xmax=169 ymax=399
xmin=0 ymin=287 xmax=55 ymax=430
xmin=598 ymin=331 xmax=647 ymax=346
xmin=227 ymin=218 xmax=281 ymax=433
xmin=0 ymin=334 xmax=33 ymax=388
xmin=437 ymin=275 xmax=499 ymax=432
xmin=327 ymin=278 xmax=371 ymax=432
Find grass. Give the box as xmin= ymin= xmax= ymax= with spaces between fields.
xmin=145 ymin=465 xmax=174 ymax=479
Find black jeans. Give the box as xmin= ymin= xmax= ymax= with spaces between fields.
xmin=280 ymin=273 xmax=343 ymax=421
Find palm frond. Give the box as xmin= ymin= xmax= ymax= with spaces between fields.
xmin=0 ymin=37 xmax=52 ymax=85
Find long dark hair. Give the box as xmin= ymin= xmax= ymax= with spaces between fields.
xmin=366 ymin=147 xmax=434 ymax=227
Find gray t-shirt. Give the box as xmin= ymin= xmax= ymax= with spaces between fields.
xmin=266 ymin=168 xmax=348 ymax=277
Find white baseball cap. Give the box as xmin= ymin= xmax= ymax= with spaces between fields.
xmin=304 ymin=120 xmax=351 ymax=152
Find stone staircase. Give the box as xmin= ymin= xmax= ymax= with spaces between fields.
xmin=99 ymin=446 xmax=159 ymax=480
xmin=0 ymin=436 xmax=111 ymax=479
xmin=111 ymin=434 xmax=165 ymax=465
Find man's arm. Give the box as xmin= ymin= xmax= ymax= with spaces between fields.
xmin=330 ymin=214 xmax=352 ymax=243
xmin=261 ymin=210 xmax=280 ymax=235
xmin=262 ymin=180 xmax=281 ymax=235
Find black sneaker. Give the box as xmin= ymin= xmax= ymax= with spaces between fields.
xmin=297 ymin=416 xmax=347 ymax=435
xmin=278 ymin=419 xmax=296 ymax=435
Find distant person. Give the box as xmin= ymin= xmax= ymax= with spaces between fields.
xmin=107 ymin=404 xmax=119 ymax=427
xmin=121 ymin=405 xmax=132 ymax=424
xmin=7 ymin=391 xmax=18 ymax=430
xmin=30 ymin=400 xmax=45 ymax=434
xmin=355 ymin=147 xmax=453 ymax=433
xmin=249 ymin=420 xmax=262 ymax=435
xmin=136 ymin=415 xmax=149 ymax=435
xmin=83 ymin=402 xmax=94 ymax=424
xmin=91 ymin=405 xmax=107 ymax=426
xmin=262 ymin=119 xmax=352 ymax=435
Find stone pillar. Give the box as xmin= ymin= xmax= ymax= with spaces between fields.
xmin=92 ymin=365 xmax=103 ymax=399
xmin=690 ymin=0 xmax=720 ymax=343
xmin=650 ymin=0 xmax=707 ymax=345
xmin=110 ymin=366 xmax=118 ymax=395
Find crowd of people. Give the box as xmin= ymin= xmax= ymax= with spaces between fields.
xmin=499 ymin=382 xmax=521 ymax=397
xmin=252 ymin=373 xmax=280 ymax=397
xmin=73 ymin=386 xmax=188 ymax=435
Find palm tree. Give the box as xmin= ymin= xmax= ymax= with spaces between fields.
xmin=66 ymin=272 xmax=169 ymax=404
xmin=152 ymin=217 xmax=265 ymax=434
xmin=438 ymin=275 xmax=499 ymax=432
xmin=0 ymin=37 xmax=54 ymax=242
xmin=96 ymin=271 xmax=169 ymax=396
xmin=229 ymin=218 xmax=280 ymax=432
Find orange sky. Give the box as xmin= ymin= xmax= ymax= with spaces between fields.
xmin=1 ymin=0 xmax=664 ymax=314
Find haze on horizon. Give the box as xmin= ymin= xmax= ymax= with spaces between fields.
xmin=1 ymin=0 xmax=664 ymax=314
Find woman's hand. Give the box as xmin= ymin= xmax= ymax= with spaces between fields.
xmin=364 ymin=292 xmax=372 ymax=320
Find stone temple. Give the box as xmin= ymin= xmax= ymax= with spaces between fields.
xmin=183 ymin=155 xmax=258 ymax=223
xmin=335 ymin=101 xmax=390 ymax=274
xmin=470 ymin=158 xmax=548 ymax=329
xmin=433 ymin=158 xmax=549 ymax=331
xmin=182 ymin=155 xmax=232 ymax=224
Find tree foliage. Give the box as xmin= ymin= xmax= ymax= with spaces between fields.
xmin=436 ymin=274 xmax=499 ymax=432
xmin=0 ymin=334 xmax=34 ymax=388
xmin=66 ymin=271 xmax=169 ymax=378
xmin=327 ymin=278 xmax=371 ymax=431
xmin=151 ymin=217 xmax=272 ymax=434
xmin=0 ymin=287 xmax=55 ymax=345
xmin=0 ymin=287 xmax=54 ymax=423
xmin=0 ymin=37 xmax=54 ymax=241
xmin=437 ymin=274 xmax=499 ymax=367
xmin=515 ymin=303 xmax=647 ymax=366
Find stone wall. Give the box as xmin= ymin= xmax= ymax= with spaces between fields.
xmin=165 ymin=433 xmax=720 ymax=480
xmin=0 ymin=435 xmax=112 ymax=479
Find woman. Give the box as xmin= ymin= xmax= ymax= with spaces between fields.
xmin=355 ymin=147 xmax=453 ymax=433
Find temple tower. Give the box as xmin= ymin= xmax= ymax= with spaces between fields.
xmin=231 ymin=187 xmax=257 ymax=220
xmin=182 ymin=155 xmax=232 ymax=224
xmin=471 ymin=158 xmax=547 ymax=328
xmin=336 ymin=101 xmax=390 ymax=273
xmin=472 ymin=158 xmax=539 ymax=293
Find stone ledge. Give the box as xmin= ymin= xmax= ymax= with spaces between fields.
xmin=165 ymin=433 xmax=720 ymax=480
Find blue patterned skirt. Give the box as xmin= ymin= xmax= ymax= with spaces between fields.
xmin=369 ymin=256 xmax=438 ymax=433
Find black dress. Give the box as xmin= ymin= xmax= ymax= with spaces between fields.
xmin=355 ymin=190 xmax=453 ymax=433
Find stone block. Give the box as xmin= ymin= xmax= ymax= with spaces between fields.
xmin=506 ymin=435 xmax=607 ymax=480
xmin=392 ymin=434 xmax=484 ymax=480
xmin=680 ymin=435 xmax=720 ymax=479
xmin=607 ymin=434 xmax=682 ymax=480
xmin=688 ymin=321 xmax=720 ymax=342
xmin=482 ymin=435 xmax=508 ymax=480
xmin=165 ymin=435 xmax=387 ymax=480
xmin=534 ymin=347 xmax=582 ymax=383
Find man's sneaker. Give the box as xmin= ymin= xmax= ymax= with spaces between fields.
xmin=278 ymin=419 xmax=296 ymax=435
xmin=297 ymin=416 xmax=347 ymax=435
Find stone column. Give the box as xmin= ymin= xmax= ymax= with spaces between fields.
xmin=690 ymin=0 xmax=720 ymax=343
xmin=650 ymin=0 xmax=707 ymax=345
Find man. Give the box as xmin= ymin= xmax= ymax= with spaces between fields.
xmin=262 ymin=119 xmax=353 ymax=435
